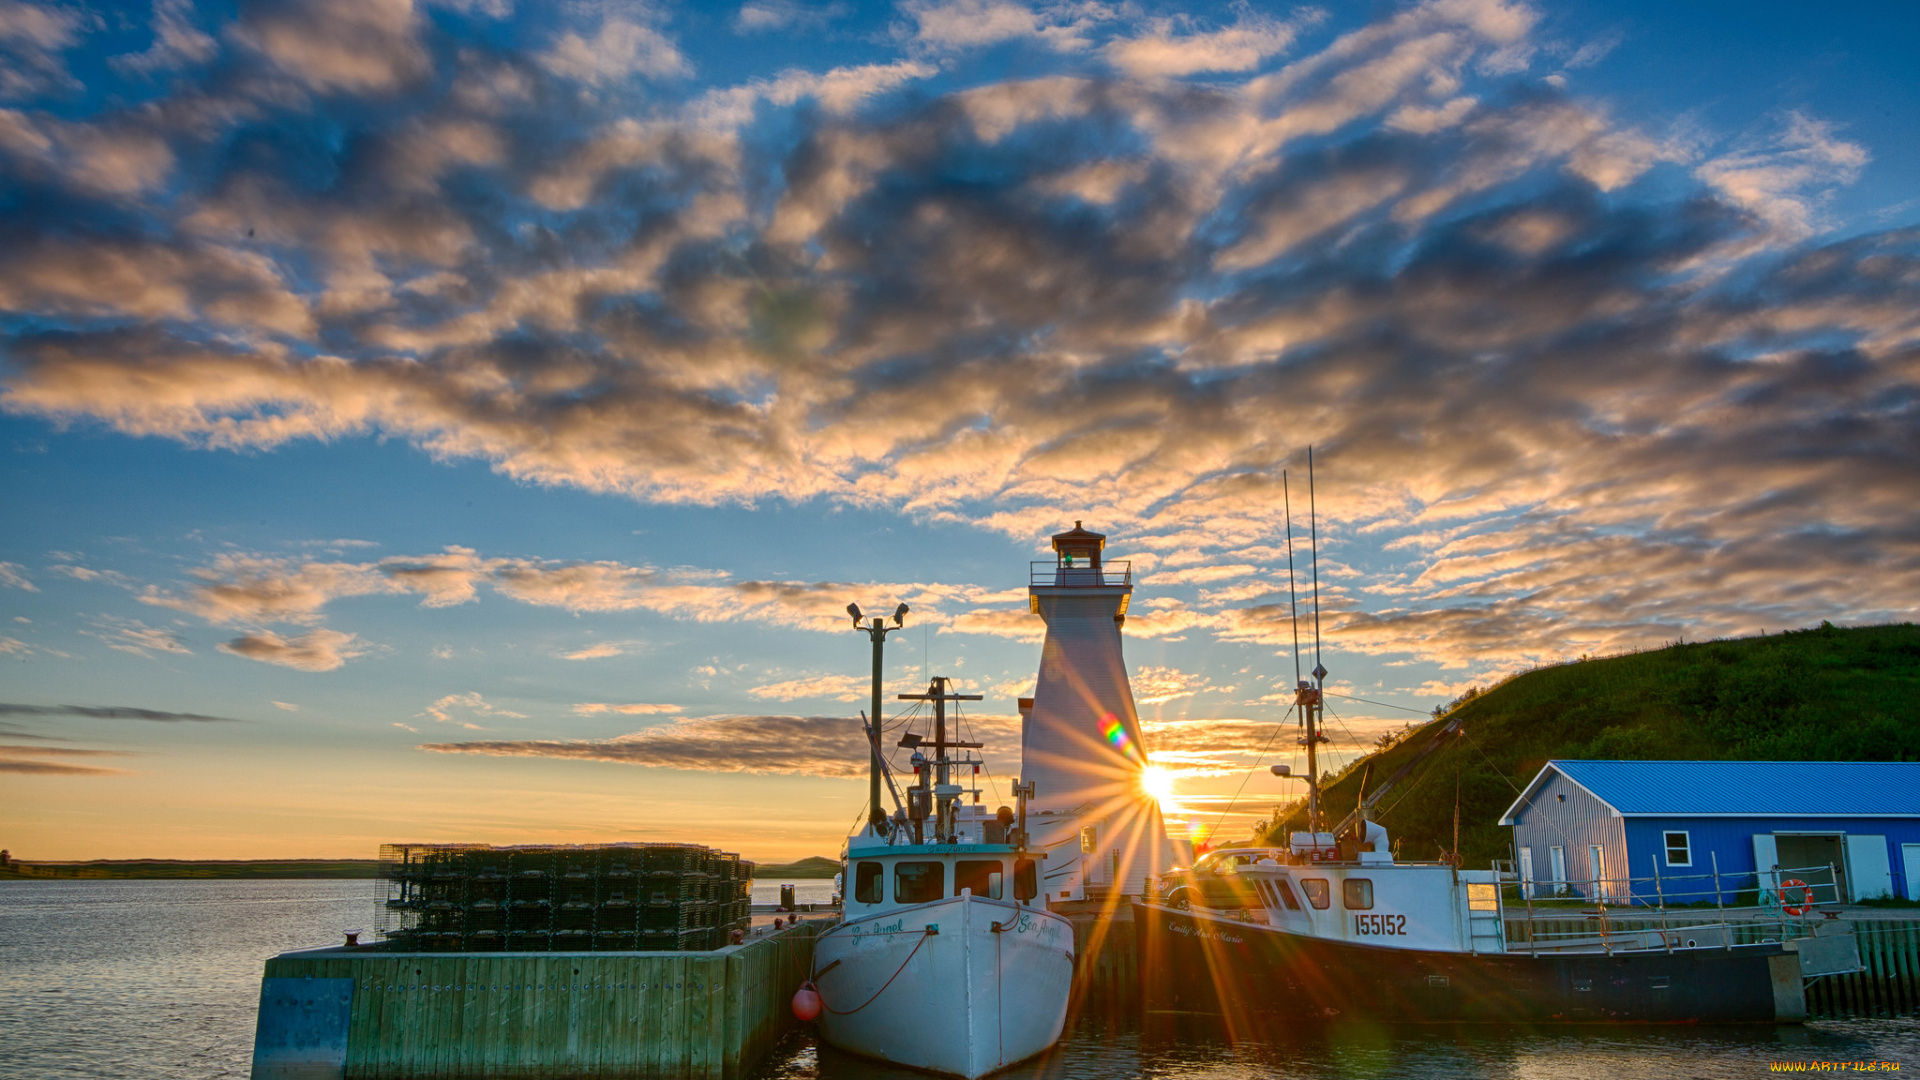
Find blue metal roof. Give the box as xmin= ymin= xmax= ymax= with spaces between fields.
xmin=1539 ymin=760 xmax=1920 ymax=818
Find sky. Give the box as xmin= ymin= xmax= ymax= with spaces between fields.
xmin=1 ymin=0 xmax=1916 ymax=863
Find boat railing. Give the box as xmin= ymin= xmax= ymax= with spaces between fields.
xmin=1502 ymin=861 xmax=1846 ymax=955
xmin=1029 ymin=561 xmax=1131 ymax=588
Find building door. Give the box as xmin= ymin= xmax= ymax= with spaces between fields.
xmin=1775 ymin=834 xmax=1845 ymax=905
xmin=1589 ymin=845 xmax=1607 ymax=903
xmin=1844 ymin=836 xmax=1892 ymax=901
xmin=1549 ymin=846 xmax=1566 ymax=897
xmin=1519 ymin=846 xmax=1535 ymax=899
xmin=1904 ymin=844 xmax=1920 ymax=901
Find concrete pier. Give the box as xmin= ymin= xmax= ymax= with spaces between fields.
xmin=251 ymin=920 xmax=822 ymax=1079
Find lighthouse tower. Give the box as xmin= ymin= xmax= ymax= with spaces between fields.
xmin=1019 ymin=522 xmax=1184 ymax=900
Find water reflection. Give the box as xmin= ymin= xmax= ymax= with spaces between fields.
xmin=757 ymin=1011 xmax=1920 ymax=1080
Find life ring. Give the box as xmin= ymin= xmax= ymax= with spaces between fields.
xmin=1779 ymin=878 xmax=1814 ymax=916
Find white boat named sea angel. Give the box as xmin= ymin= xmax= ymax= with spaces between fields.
xmin=812 ymin=677 xmax=1074 ymax=1079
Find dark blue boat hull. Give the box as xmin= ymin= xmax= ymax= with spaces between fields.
xmin=1133 ymin=902 xmax=1804 ymax=1025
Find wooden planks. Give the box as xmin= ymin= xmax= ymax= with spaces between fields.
xmin=259 ymin=921 xmax=822 ymax=1078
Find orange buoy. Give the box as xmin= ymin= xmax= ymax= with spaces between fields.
xmin=791 ymin=980 xmax=822 ymax=1021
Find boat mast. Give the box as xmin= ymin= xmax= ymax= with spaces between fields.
xmin=1299 ymin=447 xmax=1330 ymax=834
xmin=899 ymin=677 xmax=983 ymax=843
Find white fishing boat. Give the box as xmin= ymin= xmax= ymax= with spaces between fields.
xmin=810 ymin=676 xmax=1075 ymax=1079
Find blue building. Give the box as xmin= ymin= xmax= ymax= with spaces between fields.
xmin=1499 ymin=761 xmax=1920 ymax=906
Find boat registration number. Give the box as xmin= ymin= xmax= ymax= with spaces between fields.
xmin=1353 ymin=914 xmax=1406 ymax=936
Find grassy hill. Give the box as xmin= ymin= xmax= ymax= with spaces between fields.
xmin=752 ymin=856 xmax=838 ymax=878
xmin=1257 ymin=622 xmax=1920 ymax=868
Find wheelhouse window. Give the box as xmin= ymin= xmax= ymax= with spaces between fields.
xmin=954 ymin=860 xmax=1004 ymax=900
xmin=1663 ymin=831 xmax=1692 ymax=867
xmin=1301 ymin=878 xmax=1331 ymax=909
xmin=1274 ymin=879 xmax=1302 ymax=911
xmin=854 ymin=861 xmax=884 ymax=905
xmin=1343 ymin=878 xmax=1374 ymax=910
xmin=894 ymin=861 xmax=945 ymax=904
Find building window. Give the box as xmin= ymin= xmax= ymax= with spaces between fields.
xmin=1549 ymin=846 xmax=1567 ymax=897
xmin=1664 ymin=831 xmax=1691 ymax=867
xmin=894 ymin=861 xmax=945 ymax=904
xmin=1301 ymin=878 xmax=1331 ymax=909
xmin=1343 ymin=878 xmax=1373 ymax=910
xmin=1518 ymin=847 xmax=1535 ymax=899
xmin=1589 ymin=845 xmax=1608 ymax=902
xmin=854 ymin=861 xmax=883 ymax=904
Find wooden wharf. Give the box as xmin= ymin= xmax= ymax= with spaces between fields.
xmin=250 ymin=918 xmax=823 ymax=1079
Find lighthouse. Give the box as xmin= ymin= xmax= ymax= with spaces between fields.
xmin=1019 ymin=522 xmax=1186 ymax=901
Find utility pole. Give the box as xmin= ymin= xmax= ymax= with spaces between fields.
xmin=849 ymin=602 xmax=909 ymax=836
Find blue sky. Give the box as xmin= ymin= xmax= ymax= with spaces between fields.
xmin=2 ymin=0 xmax=1916 ymax=860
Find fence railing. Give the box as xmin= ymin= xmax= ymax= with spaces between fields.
xmin=1030 ymin=560 xmax=1131 ymax=588
xmin=1502 ymin=861 xmax=1846 ymax=955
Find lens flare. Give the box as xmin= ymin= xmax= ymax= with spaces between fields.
xmin=1141 ymin=764 xmax=1175 ymax=805
xmin=1101 ymin=713 xmax=1137 ymax=759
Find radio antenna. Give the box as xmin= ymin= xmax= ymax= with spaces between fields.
xmin=1308 ymin=445 xmax=1323 ymax=677
xmin=1283 ymin=470 xmax=1302 ymax=687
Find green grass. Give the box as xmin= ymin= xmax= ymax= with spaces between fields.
xmin=1258 ymin=621 xmax=1920 ymax=867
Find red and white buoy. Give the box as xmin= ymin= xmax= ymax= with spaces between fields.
xmin=791 ymin=980 xmax=821 ymax=1021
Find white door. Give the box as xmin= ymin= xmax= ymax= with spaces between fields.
xmin=1589 ymin=845 xmax=1607 ymax=903
xmin=1845 ymin=835 xmax=1893 ymax=901
xmin=1753 ymin=833 xmax=1779 ymax=901
xmin=1549 ymin=846 xmax=1566 ymax=897
xmin=1903 ymin=844 xmax=1920 ymax=902
xmin=1519 ymin=847 xmax=1535 ymax=899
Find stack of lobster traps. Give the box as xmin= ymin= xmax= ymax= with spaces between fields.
xmin=377 ymin=842 xmax=754 ymax=952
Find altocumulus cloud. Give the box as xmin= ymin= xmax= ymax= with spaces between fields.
xmin=0 ymin=0 xmax=1915 ymax=680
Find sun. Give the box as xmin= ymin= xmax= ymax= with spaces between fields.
xmin=1141 ymin=764 xmax=1177 ymax=805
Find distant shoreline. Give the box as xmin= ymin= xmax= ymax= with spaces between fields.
xmin=0 ymin=855 xmax=842 ymax=880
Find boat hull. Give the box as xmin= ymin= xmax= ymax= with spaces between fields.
xmin=815 ymin=895 xmax=1074 ymax=1079
xmin=1134 ymin=902 xmax=1802 ymax=1025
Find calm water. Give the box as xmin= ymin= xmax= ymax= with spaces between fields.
xmin=2 ymin=879 xmax=1914 ymax=1079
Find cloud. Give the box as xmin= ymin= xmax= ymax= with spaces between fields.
xmin=571 ymin=702 xmax=682 ymax=715
xmin=539 ymin=14 xmax=690 ymax=84
xmin=232 ymin=0 xmax=429 ymax=93
xmin=110 ymin=0 xmax=218 ymax=76
xmin=1106 ymin=11 xmax=1317 ymax=79
xmin=735 ymin=0 xmax=848 ymax=33
xmin=421 ymin=691 xmax=526 ymax=727
xmin=747 ymin=674 xmax=873 ymax=701
xmin=423 ymin=710 xmax=1023 ymax=777
xmin=218 ymin=628 xmax=366 ymax=671
xmin=0 ymin=703 xmax=241 ymax=721
xmin=83 ymin=617 xmax=191 ymax=658
xmin=0 ymin=0 xmax=92 ymax=99
xmin=0 ymin=0 xmax=1915 ymax=685
xmin=271 ymin=700 xmax=300 ymax=711
xmin=898 ymin=0 xmax=1106 ymax=53
xmin=1130 ymin=664 xmax=1213 ymax=705
xmin=0 ymin=562 xmax=35 ymax=590
xmin=1697 ymin=112 xmax=1869 ymax=236
xmin=0 ymin=752 xmax=134 ymax=776
xmin=561 ymin=641 xmax=636 ymax=660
